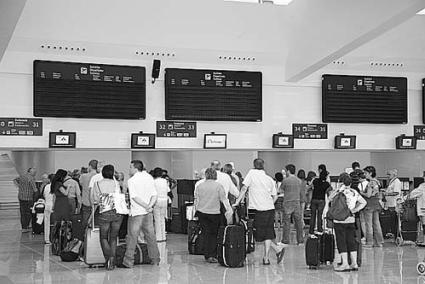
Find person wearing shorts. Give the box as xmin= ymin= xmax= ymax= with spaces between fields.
xmin=234 ymin=158 xmax=286 ymax=265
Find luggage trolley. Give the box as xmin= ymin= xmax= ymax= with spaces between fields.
xmin=395 ymin=198 xmax=419 ymax=246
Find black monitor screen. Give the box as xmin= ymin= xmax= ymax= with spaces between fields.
xmin=49 ymin=132 xmax=76 ymax=148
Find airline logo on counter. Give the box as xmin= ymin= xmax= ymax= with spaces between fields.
xmin=340 ymin=138 xmax=351 ymax=147
xmin=55 ymin=135 xmax=69 ymax=145
xmin=137 ymin=136 xmax=150 ymax=146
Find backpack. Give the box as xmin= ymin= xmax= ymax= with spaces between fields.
xmin=326 ymin=192 xmax=351 ymax=221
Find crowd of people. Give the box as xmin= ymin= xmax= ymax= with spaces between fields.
xmin=13 ymin=157 xmax=425 ymax=272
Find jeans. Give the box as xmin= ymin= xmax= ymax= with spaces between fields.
xmin=282 ymin=201 xmax=304 ymax=244
xmin=300 ymin=202 xmax=306 ymax=228
xmin=197 ymin=212 xmax=221 ymax=259
xmin=334 ymin=223 xmax=356 ymax=253
xmin=153 ymin=201 xmax=167 ymax=242
xmin=309 ymin=199 xmax=325 ymax=234
xmin=97 ymin=210 xmax=123 ymax=260
xmin=68 ymin=198 xmax=77 ymax=215
xmin=359 ymin=210 xmax=366 ymax=239
xmin=44 ymin=209 xmax=52 ymax=242
xmin=19 ymin=199 xmax=33 ymax=229
xmin=123 ymin=213 xmax=160 ymax=267
xmin=364 ymin=208 xmax=384 ymax=245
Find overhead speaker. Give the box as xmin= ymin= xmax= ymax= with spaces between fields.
xmin=151 ymin=59 xmax=161 ymax=83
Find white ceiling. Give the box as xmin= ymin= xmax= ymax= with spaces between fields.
xmin=0 ymin=0 xmax=424 ymax=82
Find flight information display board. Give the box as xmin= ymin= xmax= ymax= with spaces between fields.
xmin=165 ymin=68 xmax=262 ymax=121
xmin=322 ymin=75 xmax=407 ymax=124
xmin=34 ymin=60 xmax=146 ymax=119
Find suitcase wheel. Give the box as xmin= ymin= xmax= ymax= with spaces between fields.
xmin=396 ymin=237 xmax=403 ymax=247
xmin=417 ymin=262 xmax=425 ymax=275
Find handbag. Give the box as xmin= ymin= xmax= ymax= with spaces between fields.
xmin=113 ymin=192 xmax=129 ymax=215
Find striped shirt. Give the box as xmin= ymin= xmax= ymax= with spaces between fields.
xmin=14 ymin=173 xmax=37 ymax=201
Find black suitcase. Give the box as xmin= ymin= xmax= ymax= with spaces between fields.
xmin=188 ymin=220 xmax=204 ymax=255
xmin=320 ymin=232 xmax=335 ymax=263
xmin=51 ymin=221 xmax=72 ymax=256
xmin=380 ymin=210 xmax=396 ymax=238
xmin=217 ymin=224 xmax=246 ymax=267
xmin=400 ymin=220 xmax=418 ymax=242
xmin=305 ymin=235 xmax=321 ymax=268
xmin=70 ymin=214 xmax=84 ymax=241
xmin=170 ymin=213 xmax=184 ymax=233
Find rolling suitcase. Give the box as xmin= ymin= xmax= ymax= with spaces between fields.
xmin=84 ymin=206 xmax=105 ymax=267
xmin=188 ymin=220 xmax=204 ymax=255
xmin=380 ymin=210 xmax=396 ymax=238
xmin=320 ymin=232 xmax=335 ymax=263
xmin=217 ymin=222 xmax=246 ymax=268
xmin=305 ymin=235 xmax=321 ymax=268
xmin=70 ymin=214 xmax=84 ymax=241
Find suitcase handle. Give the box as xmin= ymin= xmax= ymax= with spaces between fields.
xmin=88 ymin=205 xmax=99 ymax=229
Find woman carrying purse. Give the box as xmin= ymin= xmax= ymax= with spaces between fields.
xmin=90 ymin=164 xmax=123 ymax=270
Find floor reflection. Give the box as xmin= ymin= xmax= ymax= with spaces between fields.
xmin=1 ymin=211 xmax=425 ymax=283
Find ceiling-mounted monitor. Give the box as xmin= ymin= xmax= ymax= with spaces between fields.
xmin=165 ymin=68 xmax=262 ymax=121
xmin=34 ymin=60 xmax=146 ymax=119
xmin=322 ymin=74 xmax=407 ymax=124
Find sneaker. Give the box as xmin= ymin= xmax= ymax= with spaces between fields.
xmin=207 ymin=257 xmax=218 ymax=263
xmin=350 ymin=264 xmax=359 ymax=271
xmin=21 ymin=229 xmax=30 ymax=233
xmin=262 ymin=258 xmax=271 ymax=265
xmin=44 ymin=241 xmax=51 ymax=245
xmin=117 ymin=263 xmax=132 ymax=269
xmin=334 ymin=264 xmax=351 ymax=272
xmin=276 ymin=247 xmax=285 ymax=264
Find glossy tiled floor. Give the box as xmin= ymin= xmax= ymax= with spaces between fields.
xmin=1 ymin=210 xmax=425 ymax=284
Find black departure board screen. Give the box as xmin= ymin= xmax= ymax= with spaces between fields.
xmin=165 ymin=68 xmax=262 ymax=121
xmin=322 ymin=75 xmax=407 ymax=124
xmin=34 ymin=60 xmax=146 ymax=119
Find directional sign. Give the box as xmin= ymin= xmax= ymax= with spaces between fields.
xmin=0 ymin=118 xmax=42 ymax=136
xmin=292 ymin=123 xmax=328 ymax=139
xmin=156 ymin=121 xmax=196 ymax=138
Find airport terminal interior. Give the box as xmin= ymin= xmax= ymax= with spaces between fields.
xmin=2 ymin=0 xmax=425 ymax=283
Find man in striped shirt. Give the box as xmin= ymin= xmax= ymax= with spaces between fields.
xmin=14 ymin=168 xmax=38 ymax=232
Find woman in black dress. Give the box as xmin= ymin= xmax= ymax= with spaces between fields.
xmin=52 ymin=169 xmax=71 ymax=222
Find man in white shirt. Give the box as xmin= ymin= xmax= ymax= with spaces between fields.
xmin=211 ymin=160 xmax=239 ymax=198
xmin=88 ymin=161 xmax=105 ymax=194
xmin=120 ymin=160 xmax=160 ymax=268
xmin=234 ymin=158 xmax=286 ymax=265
